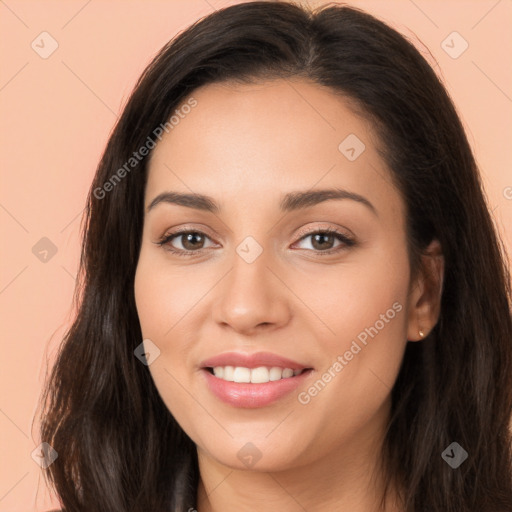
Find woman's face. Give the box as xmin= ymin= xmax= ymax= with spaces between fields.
xmin=134 ymin=79 xmax=422 ymax=472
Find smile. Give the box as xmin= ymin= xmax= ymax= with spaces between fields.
xmin=207 ymin=365 xmax=307 ymax=383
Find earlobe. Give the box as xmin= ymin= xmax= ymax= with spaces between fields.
xmin=406 ymin=239 xmax=444 ymax=342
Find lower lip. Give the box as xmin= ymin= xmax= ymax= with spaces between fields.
xmin=201 ymin=368 xmax=313 ymax=408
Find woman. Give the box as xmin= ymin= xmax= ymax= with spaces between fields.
xmin=38 ymin=1 xmax=512 ymax=511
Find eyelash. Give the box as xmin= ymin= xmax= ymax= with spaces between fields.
xmin=155 ymin=227 xmax=356 ymax=257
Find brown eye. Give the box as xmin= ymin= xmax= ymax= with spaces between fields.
xmin=310 ymin=232 xmax=336 ymax=250
xmin=157 ymin=230 xmax=215 ymax=254
xmin=294 ymin=229 xmax=356 ymax=255
xmin=177 ymin=232 xmax=206 ymax=251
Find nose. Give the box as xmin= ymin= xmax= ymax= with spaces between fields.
xmin=212 ymin=246 xmax=292 ymax=336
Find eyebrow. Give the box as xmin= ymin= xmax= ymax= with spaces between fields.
xmin=147 ymin=188 xmax=377 ymax=216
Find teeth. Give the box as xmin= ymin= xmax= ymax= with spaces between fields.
xmin=268 ymin=367 xmax=281 ymax=381
xmin=233 ymin=367 xmax=251 ymax=383
xmin=251 ymin=367 xmax=270 ymax=383
xmin=212 ymin=366 xmax=303 ymax=383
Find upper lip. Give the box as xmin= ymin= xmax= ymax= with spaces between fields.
xmin=200 ymin=351 xmax=312 ymax=370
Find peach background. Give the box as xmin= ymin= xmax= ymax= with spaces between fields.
xmin=0 ymin=0 xmax=511 ymax=510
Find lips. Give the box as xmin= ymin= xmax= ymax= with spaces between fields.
xmin=201 ymin=366 xmax=313 ymax=408
xmin=199 ymin=351 xmax=312 ymax=371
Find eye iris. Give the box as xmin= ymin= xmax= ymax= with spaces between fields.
xmin=182 ymin=232 xmax=204 ymax=250
xmin=311 ymin=233 xmax=335 ymax=250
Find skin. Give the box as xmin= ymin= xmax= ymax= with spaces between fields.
xmin=134 ymin=78 xmax=444 ymax=512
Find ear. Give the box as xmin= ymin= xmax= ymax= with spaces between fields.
xmin=406 ymin=239 xmax=444 ymax=341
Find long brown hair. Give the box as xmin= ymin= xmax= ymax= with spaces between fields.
xmin=38 ymin=2 xmax=512 ymax=511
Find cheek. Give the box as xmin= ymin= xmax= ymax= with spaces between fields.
xmin=292 ymin=239 xmax=410 ymax=344
xmin=134 ymin=257 xmax=166 ymax=339
xmin=294 ymin=240 xmax=411 ymax=399
xmin=134 ymin=247 xmax=203 ymax=340
xmin=134 ymin=251 xmax=199 ymax=426
xmin=134 ymin=248 xmax=216 ymax=407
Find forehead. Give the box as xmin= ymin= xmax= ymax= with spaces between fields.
xmin=145 ymin=79 xmax=401 ymax=220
